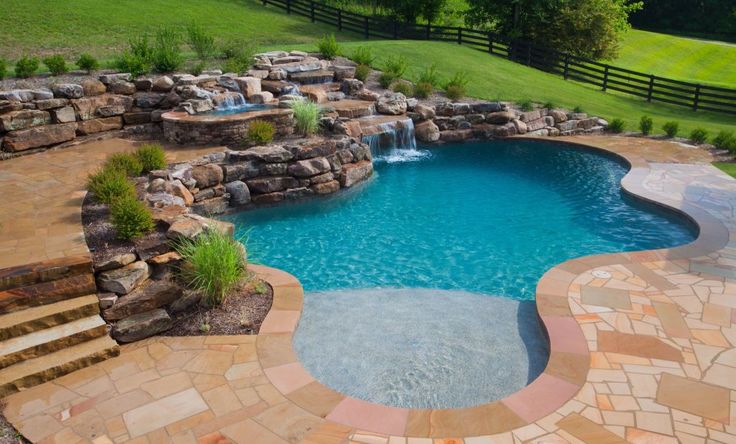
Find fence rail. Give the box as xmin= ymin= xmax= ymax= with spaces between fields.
xmin=261 ymin=0 xmax=736 ymax=115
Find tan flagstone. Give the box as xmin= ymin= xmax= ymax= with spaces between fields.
xmin=123 ymin=388 xmax=209 ymax=437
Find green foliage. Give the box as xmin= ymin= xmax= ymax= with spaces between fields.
xmin=662 ymin=121 xmax=679 ymax=138
xmin=317 ymin=33 xmax=340 ymax=60
xmin=291 ymin=100 xmax=320 ymax=136
xmin=713 ymin=130 xmax=736 ymax=153
xmin=221 ymin=39 xmax=256 ymax=75
xmin=354 ymin=64 xmax=371 ymax=82
xmin=417 ymin=64 xmax=439 ymax=86
xmin=378 ymin=72 xmax=396 ymax=88
xmin=151 ymin=27 xmax=184 ymax=72
xmin=105 ymin=152 xmax=144 ymax=177
xmin=414 ymin=81 xmax=434 ymax=99
xmin=129 ymin=35 xmax=154 ymax=61
xmin=110 ymin=195 xmax=155 ymax=241
xmin=351 ymin=46 xmax=375 ymax=66
xmin=76 ymin=53 xmax=99 ymax=73
xmin=0 ymin=58 xmax=6 ymax=79
xmin=573 ymin=105 xmax=584 ymax=113
xmin=372 ymin=0 xmax=448 ymax=24
xmin=442 ymin=71 xmax=469 ymax=100
xmin=689 ymin=127 xmax=709 ymax=144
xmin=175 ymin=230 xmax=247 ymax=306
xmin=608 ymin=118 xmax=626 ymax=133
xmin=190 ymin=60 xmax=206 ymax=76
xmin=383 ymin=55 xmax=408 ymax=78
xmin=14 ymin=56 xmax=39 ymax=78
xmin=392 ymin=81 xmax=414 ymax=97
xmin=247 ymin=120 xmax=276 ymax=145
xmin=187 ymin=22 xmax=216 ymax=60
xmin=543 ymin=101 xmax=556 ymax=109
xmin=639 ymin=115 xmax=653 ymax=135
xmin=518 ymin=99 xmax=534 ymax=112
xmin=43 ymin=55 xmax=68 ymax=76
xmin=135 ymin=144 xmax=167 ymax=173
xmin=114 ymin=51 xmax=150 ymax=77
xmin=87 ymin=168 xmax=136 ymax=204
xmin=465 ymin=0 xmax=642 ymax=59
xmin=445 ymin=84 xmax=465 ymax=101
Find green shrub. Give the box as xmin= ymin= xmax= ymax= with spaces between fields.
xmin=42 ymin=55 xmax=68 ymax=76
xmin=713 ymin=130 xmax=736 ymax=152
xmin=190 ymin=60 xmax=206 ymax=76
xmin=608 ymin=118 xmax=626 ymax=133
xmin=110 ymin=195 xmax=155 ymax=241
xmin=689 ymin=128 xmax=709 ymax=144
xmin=14 ymin=56 xmax=39 ymax=78
xmin=639 ymin=116 xmax=653 ymax=135
xmin=247 ymin=120 xmax=276 ymax=145
xmin=135 ymin=144 xmax=167 ymax=173
xmin=114 ymin=51 xmax=150 ymax=77
xmin=351 ymin=46 xmax=375 ymax=66
xmin=378 ymin=72 xmax=396 ymax=88
xmin=417 ymin=64 xmax=439 ymax=86
xmin=151 ymin=27 xmax=184 ymax=73
xmin=129 ymin=35 xmax=154 ymax=61
xmin=76 ymin=53 xmax=99 ymax=73
xmin=573 ymin=105 xmax=584 ymax=113
xmin=442 ymin=71 xmax=469 ymax=101
xmin=187 ymin=22 xmax=216 ymax=60
xmin=392 ymin=81 xmax=414 ymax=97
xmin=317 ymin=33 xmax=340 ymax=60
xmin=0 ymin=58 xmax=6 ymax=80
xmin=383 ymin=55 xmax=408 ymax=78
xmin=175 ymin=230 xmax=247 ymax=306
xmin=518 ymin=99 xmax=534 ymax=112
xmin=662 ymin=121 xmax=679 ymax=138
xmin=445 ymin=84 xmax=465 ymax=101
xmin=355 ymin=64 xmax=371 ymax=82
xmin=543 ymin=101 xmax=556 ymax=109
xmin=291 ymin=100 xmax=320 ymax=136
xmin=414 ymin=81 xmax=433 ymax=99
xmin=87 ymin=168 xmax=136 ymax=204
xmin=220 ymin=40 xmax=256 ymax=75
xmin=105 ymin=152 xmax=144 ymax=177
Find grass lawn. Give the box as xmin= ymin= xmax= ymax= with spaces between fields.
xmin=715 ymin=162 xmax=736 ymax=178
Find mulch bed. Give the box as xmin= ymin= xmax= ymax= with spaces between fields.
xmin=0 ymin=402 xmax=26 ymax=444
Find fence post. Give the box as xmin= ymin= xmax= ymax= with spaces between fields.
xmin=693 ymin=85 xmax=701 ymax=111
xmin=393 ymin=20 xmax=398 ymax=39
xmin=647 ymin=75 xmax=655 ymax=102
xmin=457 ymin=28 xmax=462 ymax=45
xmin=364 ymin=17 xmax=369 ymax=39
xmin=602 ymin=65 xmax=609 ymax=91
xmin=286 ymin=0 xmax=291 ymax=14
xmin=526 ymin=42 xmax=532 ymax=66
xmin=488 ymin=34 xmax=493 ymax=54
xmin=337 ymin=10 xmax=342 ymax=30
xmin=563 ymin=55 xmax=569 ymax=80
xmin=426 ymin=23 xmax=431 ymax=40
xmin=310 ymin=1 xmax=315 ymax=22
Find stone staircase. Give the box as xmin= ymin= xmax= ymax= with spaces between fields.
xmin=0 ymin=256 xmax=119 ymax=397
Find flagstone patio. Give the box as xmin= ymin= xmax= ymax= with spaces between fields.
xmin=2 ymin=135 xmax=736 ymax=443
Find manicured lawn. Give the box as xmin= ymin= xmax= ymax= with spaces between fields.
xmin=715 ymin=162 xmax=736 ymax=178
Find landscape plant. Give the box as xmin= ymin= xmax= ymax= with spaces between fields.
xmin=414 ymin=81 xmax=433 ymax=99
xmin=518 ymin=99 xmax=534 ymax=112
xmin=573 ymin=105 xmax=584 ymax=113
xmin=662 ymin=121 xmax=679 ymax=138
xmin=151 ymin=27 xmax=184 ymax=72
xmin=190 ymin=60 xmax=206 ymax=76
xmin=187 ymin=22 xmax=216 ymax=60
xmin=689 ymin=128 xmax=708 ymax=144
xmin=109 ymin=195 xmax=155 ymax=241
xmin=114 ymin=51 xmax=150 ymax=77
xmin=42 ymin=55 xmax=68 ymax=76
xmin=76 ymin=53 xmax=99 ymax=73
xmin=247 ymin=120 xmax=276 ymax=145
xmin=379 ymin=55 xmax=408 ymax=88
xmin=86 ymin=168 xmax=136 ymax=204
xmin=639 ymin=115 xmax=653 ymax=135
xmin=135 ymin=144 xmax=167 ymax=173
xmin=443 ymin=71 xmax=470 ymax=101
xmin=14 ymin=56 xmax=39 ymax=78
xmin=351 ymin=46 xmax=375 ymax=66
xmin=175 ymin=230 xmax=247 ymax=306
xmin=291 ymin=100 xmax=320 ymax=136
xmin=221 ymin=39 xmax=256 ymax=74
xmin=713 ymin=130 xmax=736 ymax=153
xmin=608 ymin=118 xmax=626 ymax=133
xmin=418 ymin=64 xmax=440 ymax=86
xmin=318 ymin=33 xmax=340 ymax=60
xmin=392 ymin=81 xmax=414 ymax=97
xmin=105 ymin=152 xmax=144 ymax=177
xmin=354 ymin=64 xmax=371 ymax=82
xmin=543 ymin=101 xmax=557 ymax=109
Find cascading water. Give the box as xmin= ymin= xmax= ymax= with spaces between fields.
xmin=362 ymin=119 xmax=431 ymax=163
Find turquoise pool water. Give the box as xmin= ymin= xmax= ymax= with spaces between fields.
xmin=227 ymin=140 xmax=695 ymax=300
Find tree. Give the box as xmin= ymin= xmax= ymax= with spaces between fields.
xmin=376 ymin=0 xmax=448 ymax=24
xmin=465 ymin=0 xmax=643 ymax=59
xmin=419 ymin=0 xmax=448 ymax=25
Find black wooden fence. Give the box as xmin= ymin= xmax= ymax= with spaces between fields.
xmin=261 ymin=0 xmax=736 ymax=116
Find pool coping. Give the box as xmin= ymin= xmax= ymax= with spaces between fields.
xmin=251 ymin=138 xmax=731 ymax=437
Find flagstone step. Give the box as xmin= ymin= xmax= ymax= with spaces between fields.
xmin=0 ymin=335 xmax=119 ymax=397
xmin=0 ymin=255 xmax=92 ymax=292
xmin=0 ymin=273 xmax=97 ymax=314
xmin=0 ymin=294 xmax=100 ymax=341
xmin=0 ymin=315 xmax=108 ymax=369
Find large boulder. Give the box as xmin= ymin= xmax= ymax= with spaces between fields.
xmin=71 ymin=94 xmax=133 ymax=120
xmin=2 ymin=123 xmax=76 ymax=152
xmin=76 ymin=116 xmax=123 ymax=135
xmin=191 ymin=164 xmax=224 ymax=188
xmin=103 ymin=280 xmax=182 ymax=321
xmin=112 ymin=309 xmax=172 ymax=343
xmin=169 ymin=180 xmax=194 ymax=206
xmin=339 ymin=160 xmax=373 ymax=187
xmin=222 ymin=161 xmax=261 ymax=182
xmin=134 ymin=92 xmax=166 ymax=108
xmin=133 ymin=232 xmax=171 ymax=261
xmin=35 ymin=98 xmax=69 ymax=110
xmin=166 ymin=214 xmax=234 ymax=240
xmin=415 ymin=120 xmax=440 ymax=143
xmin=414 ymin=104 xmax=436 ymax=121
xmin=51 ymin=83 xmax=84 ymax=99
xmin=152 ymin=76 xmax=174 ymax=92
xmin=0 ymin=110 xmax=51 ymax=132
xmin=50 ymin=106 xmax=76 ymax=123
xmin=233 ymin=145 xmax=294 ymax=163
xmin=225 ymin=181 xmax=251 ymax=206
xmin=246 ymin=176 xmax=299 ymax=193
xmin=486 ymin=111 xmax=516 ymax=124
xmin=108 ymin=81 xmax=137 ymax=95
xmin=234 ymin=77 xmax=261 ymax=98
xmin=94 ymin=253 xmax=137 ymax=272
xmin=96 ymin=261 xmax=150 ymax=295
xmin=81 ymin=79 xmax=106 ymax=97
xmin=288 ymin=157 xmax=331 ymax=177
xmin=376 ymin=93 xmax=407 ymax=115
xmin=341 ymin=79 xmax=363 ymax=96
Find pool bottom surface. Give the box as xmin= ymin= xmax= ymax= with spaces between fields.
xmin=293 ymin=288 xmax=549 ymax=409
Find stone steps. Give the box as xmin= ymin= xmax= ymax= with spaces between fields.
xmin=0 ymin=294 xmax=100 ymax=341
xmin=0 ymin=315 xmax=108 ymax=369
xmin=0 ymin=335 xmax=119 ymax=397
xmin=0 ymin=255 xmax=92 ymax=292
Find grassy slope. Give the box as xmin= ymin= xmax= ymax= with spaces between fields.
xmin=614 ymin=30 xmax=736 ymax=87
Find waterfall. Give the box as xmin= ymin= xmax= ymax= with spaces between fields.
xmin=215 ymin=92 xmax=247 ymax=110
xmin=362 ymin=119 xmax=430 ymax=163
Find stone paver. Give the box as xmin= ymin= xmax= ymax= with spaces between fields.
xmin=3 ymin=135 xmax=736 ymax=443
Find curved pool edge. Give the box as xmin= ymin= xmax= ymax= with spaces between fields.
xmin=251 ymin=138 xmax=732 ymax=438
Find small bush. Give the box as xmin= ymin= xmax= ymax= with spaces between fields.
xmin=135 ymin=144 xmax=167 ymax=173
xmin=291 ymin=100 xmax=320 ymax=136
xmin=14 ymin=56 xmax=39 ymax=78
xmin=175 ymin=230 xmax=247 ymax=306
xmin=190 ymin=60 xmax=206 ymax=76
xmin=713 ymin=130 xmax=736 ymax=152
xmin=351 ymin=46 xmax=375 ymax=66
xmin=414 ymin=81 xmax=433 ymax=99
xmin=318 ymin=33 xmax=340 ymax=60
xmin=573 ymin=105 xmax=584 ymax=113
xmin=445 ymin=84 xmax=465 ymax=101
xmin=392 ymin=81 xmax=414 ymax=97
xmin=355 ymin=64 xmax=371 ymax=82
xmin=114 ymin=51 xmax=150 ymax=77
xmin=378 ymin=72 xmax=396 ymax=88
xmin=417 ymin=64 xmax=439 ymax=86
xmin=151 ymin=27 xmax=184 ymax=73
xmin=76 ymin=53 xmax=99 ymax=73
xmin=383 ymin=55 xmax=408 ymax=78
xmin=518 ymin=100 xmax=534 ymax=112
xmin=187 ymin=22 xmax=216 ymax=60
xmin=689 ymin=128 xmax=709 ymax=144
xmin=43 ymin=55 xmax=68 ymax=76
xmin=662 ymin=121 xmax=679 ymax=138
xmin=443 ymin=71 xmax=469 ymax=101
xmin=87 ymin=168 xmax=136 ymax=204
xmin=221 ymin=40 xmax=256 ymax=75
xmin=247 ymin=120 xmax=276 ymax=144
xmin=608 ymin=118 xmax=626 ymax=133
xmin=543 ymin=101 xmax=556 ymax=109
xmin=0 ymin=58 xmax=6 ymax=80
xmin=129 ymin=35 xmax=154 ymax=61
xmin=639 ymin=116 xmax=653 ymax=135
xmin=105 ymin=152 xmax=144 ymax=177
xmin=110 ymin=195 xmax=155 ymax=241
